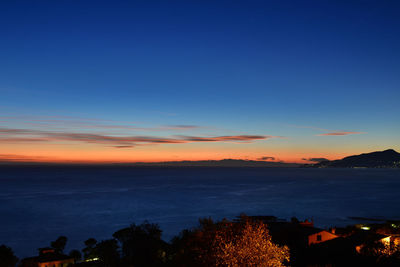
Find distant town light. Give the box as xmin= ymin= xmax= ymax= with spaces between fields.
xmin=85 ymin=257 xmax=100 ymax=262
xmin=361 ymin=226 xmax=370 ymax=230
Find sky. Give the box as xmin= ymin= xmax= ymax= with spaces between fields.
xmin=0 ymin=0 xmax=399 ymax=163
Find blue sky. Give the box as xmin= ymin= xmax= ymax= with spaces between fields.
xmin=0 ymin=0 xmax=399 ymax=162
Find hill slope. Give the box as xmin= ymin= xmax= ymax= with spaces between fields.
xmin=314 ymin=149 xmax=400 ymax=168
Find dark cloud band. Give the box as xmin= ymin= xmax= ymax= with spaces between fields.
xmin=0 ymin=127 xmax=275 ymax=148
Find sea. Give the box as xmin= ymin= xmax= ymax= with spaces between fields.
xmin=0 ymin=166 xmax=399 ymax=258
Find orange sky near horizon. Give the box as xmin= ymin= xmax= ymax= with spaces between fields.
xmin=1 ymin=114 xmax=398 ymax=164
xmin=0 ymin=141 xmax=364 ymax=164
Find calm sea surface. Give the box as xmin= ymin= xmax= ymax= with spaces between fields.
xmin=0 ymin=166 xmax=399 ymax=257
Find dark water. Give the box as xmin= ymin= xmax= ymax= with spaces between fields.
xmin=0 ymin=166 xmax=399 ymax=257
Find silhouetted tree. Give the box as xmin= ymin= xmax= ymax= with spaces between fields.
xmin=83 ymin=238 xmax=98 ymax=260
xmin=51 ymin=236 xmax=67 ymax=253
xmin=113 ymin=221 xmax=168 ymax=266
xmin=291 ymin=217 xmax=300 ymax=224
xmin=0 ymin=245 xmax=18 ymax=267
xmin=69 ymin=249 xmax=82 ymax=261
xmin=95 ymin=239 xmax=120 ymax=267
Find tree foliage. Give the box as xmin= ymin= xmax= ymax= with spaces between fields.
xmin=95 ymin=239 xmax=120 ymax=267
xmin=69 ymin=249 xmax=82 ymax=261
xmin=0 ymin=245 xmax=18 ymax=267
xmin=83 ymin=238 xmax=98 ymax=260
xmin=50 ymin=236 xmax=67 ymax=253
xmin=171 ymin=217 xmax=289 ymax=267
xmin=212 ymin=221 xmax=290 ymax=267
xmin=360 ymin=241 xmax=400 ymax=266
xmin=113 ymin=221 xmax=167 ymax=266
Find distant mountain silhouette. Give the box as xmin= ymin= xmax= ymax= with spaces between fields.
xmin=126 ymin=159 xmax=300 ymax=168
xmin=312 ymin=149 xmax=400 ymax=168
xmin=0 ymin=159 xmax=300 ymax=167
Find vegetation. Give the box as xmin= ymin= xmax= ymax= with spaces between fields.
xmin=5 ymin=215 xmax=400 ymax=266
xmin=171 ymin=217 xmax=289 ymax=267
xmin=312 ymin=149 xmax=400 ymax=168
xmin=50 ymin=236 xmax=68 ymax=253
xmin=112 ymin=222 xmax=167 ymax=266
xmin=0 ymin=245 xmax=18 ymax=267
xmin=212 ymin=221 xmax=289 ymax=266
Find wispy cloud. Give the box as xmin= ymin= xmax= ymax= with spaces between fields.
xmin=165 ymin=125 xmax=199 ymax=130
xmin=302 ymin=157 xmax=329 ymax=162
xmin=0 ymin=154 xmax=48 ymax=162
xmin=0 ymin=115 xmax=201 ymax=132
xmin=257 ymin=156 xmax=275 ymax=161
xmin=316 ymin=132 xmax=365 ymax=136
xmin=176 ymin=135 xmax=276 ymax=142
xmin=112 ymin=145 xmax=135 ymax=149
xmin=287 ymin=124 xmax=366 ymax=137
xmin=0 ymin=127 xmax=274 ymax=148
xmin=0 ymin=137 xmax=50 ymax=142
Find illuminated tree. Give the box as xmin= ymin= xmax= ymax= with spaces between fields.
xmin=360 ymin=242 xmax=400 ymax=266
xmin=171 ymin=218 xmax=289 ymax=267
xmin=212 ymin=221 xmax=290 ymax=267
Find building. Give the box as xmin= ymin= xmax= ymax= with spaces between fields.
xmin=306 ymin=228 xmax=339 ymax=245
xmin=20 ymin=248 xmax=75 ymax=267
